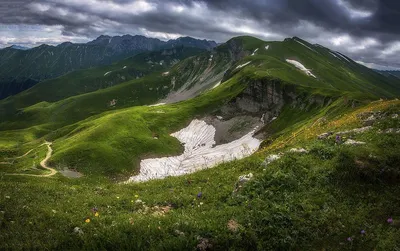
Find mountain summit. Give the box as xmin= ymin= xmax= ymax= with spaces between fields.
xmin=0 ymin=35 xmax=217 ymax=99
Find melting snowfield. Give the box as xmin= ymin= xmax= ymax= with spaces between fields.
xmin=285 ymin=59 xmax=316 ymax=78
xmin=251 ymin=48 xmax=259 ymax=56
xmin=148 ymin=103 xmax=166 ymax=107
xmin=212 ymin=81 xmax=222 ymax=89
xmin=235 ymin=61 xmax=252 ymax=69
xmin=127 ymin=120 xmax=261 ymax=182
xmin=294 ymin=39 xmax=317 ymax=53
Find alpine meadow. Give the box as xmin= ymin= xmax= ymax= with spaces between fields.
xmin=1 ymin=0 xmax=400 ymax=250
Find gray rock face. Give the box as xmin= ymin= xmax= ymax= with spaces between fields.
xmin=221 ymin=77 xmax=327 ymax=122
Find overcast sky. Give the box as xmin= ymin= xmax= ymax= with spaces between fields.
xmin=0 ymin=0 xmax=399 ymax=70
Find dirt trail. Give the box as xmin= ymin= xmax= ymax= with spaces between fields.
xmin=0 ymin=149 xmax=35 ymax=165
xmin=5 ymin=141 xmax=58 ymax=177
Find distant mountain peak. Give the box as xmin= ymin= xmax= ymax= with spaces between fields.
xmin=9 ymin=45 xmax=30 ymax=50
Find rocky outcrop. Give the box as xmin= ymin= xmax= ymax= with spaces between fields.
xmin=221 ymin=77 xmax=331 ymax=122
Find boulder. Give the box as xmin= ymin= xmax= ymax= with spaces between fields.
xmin=318 ymin=132 xmax=333 ymax=139
xmin=344 ymin=139 xmax=366 ymax=145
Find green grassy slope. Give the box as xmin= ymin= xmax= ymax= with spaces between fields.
xmin=226 ymin=36 xmax=400 ymax=98
xmin=0 ymin=36 xmax=217 ymax=99
xmin=0 ymin=35 xmax=399 ymax=174
xmin=1 ymin=35 xmax=400 ymax=250
xmin=0 ymin=47 xmax=204 ymax=114
xmin=0 ymin=99 xmax=399 ymax=250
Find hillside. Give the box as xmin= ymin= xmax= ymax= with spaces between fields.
xmin=0 ymin=35 xmax=217 ymax=99
xmin=0 ymin=36 xmax=399 ymax=250
xmin=378 ymin=70 xmax=400 ymax=79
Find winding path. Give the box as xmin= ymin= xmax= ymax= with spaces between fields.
xmin=4 ymin=141 xmax=58 ymax=177
xmin=0 ymin=149 xmax=35 ymax=165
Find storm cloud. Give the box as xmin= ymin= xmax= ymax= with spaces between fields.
xmin=0 ymin=0 xmax=399 ymax=69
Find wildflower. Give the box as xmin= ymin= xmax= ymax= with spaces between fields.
xmin=199 ymin=202 xmax=204 ymax=205
xmin=116 ymin=196 xmax=120 ymax=199
xmin=360 ymin=230 xmax=366 ymax=235
xmin=387 ymin=217 xmax=393 ymax=224
xmin=85 ymin=218 xmax=91 ymax=223
xmin=5 ymin=196 xmax=10 ymax=199
xmin=95 ymin=212 xmax=99 ymax=217
xmin=135 ymin=195 xmax=139 ymax=198
xmin=197 ymin=192 xmax=202 ymax=198
xmin=347 ymin=237 xmax=352 ymax=242
xmin=131 ymin=200 xmax=134 ymax=203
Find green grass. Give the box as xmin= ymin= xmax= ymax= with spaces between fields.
xmin=1 ymin=100 xmax=399 ymax=250
xmin=1 ymin=35 xmax=400 ymax=250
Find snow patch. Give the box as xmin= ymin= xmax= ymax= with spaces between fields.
xmin=209 ymin=54 xmax=213 ymax=61
xmin=127 ymin=120 xmax=261 ymax=182
xmin=235 ymin=61 xmax=251 ymax=69
xmin=329 ymin=52 xmax=339 ymax=59
xmin=285 ymin=59 xmax=316 ymax=78
xmin=251 ymin=48 xmax=259 ymax=56
xmin=162 ymin=71 xmax=170 ymax=76
xmin=123 ymin=66 xmax=127 ymax=69
xmin=149 ymin=103 xmax=166 ymax=107
xmin=334 ymin=51 xmax=350 ymax=62
xmin=104 ymin=71 xmax=112 ymax=76
xmin=265 ymin=45 xmax=270 ymax=50
xmin=212 ymin=81 xmax=221 ymax=89
xmin=294 ymin=39 xmax=317 ymax=53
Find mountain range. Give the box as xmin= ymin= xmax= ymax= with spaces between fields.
xmin=0 ymin=35 xmax=399 ymax=250
xmin=0 ymin=35 xmax=217 ymax=99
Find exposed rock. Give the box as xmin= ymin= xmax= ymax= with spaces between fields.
xmin=289 ymin=148 xmax=308 ymax=153
xmin=109 ymin=99 xmax=117 ymax=107
xmin=318 ymin=132 xmax=333 ymax=139
xmin=337 ymin=126 xmax=373 ymax=135
xmin=392 ymin=114 xmax=399 ymax=119
xmin=378 ymin=128 xmax=400 ymax=134
xmin=238 ymin=173 xmax=254 ymax=184
xmin=73 ymin=227 xmax=84 ymax=236
xmin=174 ymin=230 xmax=185 ymax=236
xmin=344 ymin=139 xmax=366 ymax=145
xmin=363 ymin=115 xmax=377 ymax=126
xmin=261 ymin=154 xmax=282 ymax=167
xmin=233 ymin=173 xmax=254 ymax=193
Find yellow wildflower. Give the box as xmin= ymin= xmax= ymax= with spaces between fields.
xmin=95 ymin=212 xmax=99 ymax=217
xmin=85 ymin=218 xmax=91 ymax=223
xmin=135 ymin=195 xmax=139 ymax=198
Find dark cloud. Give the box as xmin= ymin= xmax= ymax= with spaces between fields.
xmin=0 ymin=0 xmax=399 ymax=69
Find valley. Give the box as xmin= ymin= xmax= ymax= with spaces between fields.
xmin=0 ymin=35 xmax=399 ymax=250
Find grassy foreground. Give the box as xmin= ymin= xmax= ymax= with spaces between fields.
xmin=1 ymin=99 xmax=399 ymax=250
